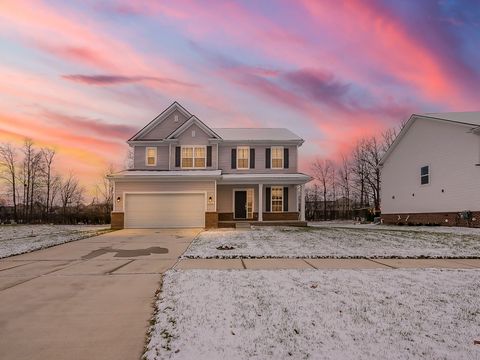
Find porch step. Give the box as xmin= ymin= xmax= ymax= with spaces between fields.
xmin=235 ymin=222 xmax=252 ymax=229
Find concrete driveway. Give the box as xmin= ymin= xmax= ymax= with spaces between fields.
xmin=0 ymin=228 xmax=200 ymax=360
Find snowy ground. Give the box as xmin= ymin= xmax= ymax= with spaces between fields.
xmin=144 ymin=269 xmax=480 ymax=360
xmin=183 ymin=226 xmax=480 ymax=259
xmin=0 ymin=224 xmax=110 ymax=258
xmin=310 ymin=221 xmax=480 ymax=235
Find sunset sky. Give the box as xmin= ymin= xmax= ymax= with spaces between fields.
xmin=1 ymin=0 xmax=479 ymax=192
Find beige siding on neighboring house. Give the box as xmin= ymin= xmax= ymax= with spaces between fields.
xmin=133 ymin=146 xmax=169 ymax=170
xmin=218 ymin=145 xmax=297 ymax=174
xmin=381 ymin=119 xmax=480 ymax=214
xmin=114 ymin=180 xmax=216 ymax=212
xmin=141 ymin=109 xmax=189 ymax=139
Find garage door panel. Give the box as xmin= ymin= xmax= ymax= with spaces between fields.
xmin=125 ymin=193 xmax=205 ymax=228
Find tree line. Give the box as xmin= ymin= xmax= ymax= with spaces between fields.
xmin=0 ymin=139 xmax=113 ymax=225
xmin=308 ymin=123 xmax=404 ymax=221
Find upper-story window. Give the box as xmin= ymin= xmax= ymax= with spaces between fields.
xmin=145 ymin=147 xmax=157 ymax=166
xmin=181 ymin=146 xmax=206 ymax=168
xmin=271 ymin=146 xmax=284 ymax=169
xmin=237 ymin=146 xmax=250 ymax=169
xmin=420 ymin=165 xmax=430 ymax=185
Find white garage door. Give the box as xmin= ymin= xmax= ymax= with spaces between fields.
xmin=124 ymin=193 xmax=205 ymax=228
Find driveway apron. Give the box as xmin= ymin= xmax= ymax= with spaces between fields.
xmin=0 ymin=228 xmax=199 ymax=360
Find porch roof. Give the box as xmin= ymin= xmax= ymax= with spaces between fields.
xmin=218 ymin=173 xmax=312 ymax=185
xmin=107 ymin=170 xmax=222 ymax=181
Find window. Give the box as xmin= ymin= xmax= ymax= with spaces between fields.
xmin=420 ymin=165 xmax=429 ymax=185
xmin=181 ymin=146 xmax=206 ymax=168
xmin=146 ymin=147 xmax=157 ymax=166
xmin=271 ymin=146 xmax=284 ymax=169
xmin=271 ymin=186 xmax=283 ymax=212
xmin=237 ymin=146 xmax=250 ymax=169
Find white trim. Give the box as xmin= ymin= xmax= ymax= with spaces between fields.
xmin=180 ymin=145 xmax=207 ymax=169
xmin=232 ymin=188 xmax=255 ymax=219
xmin=215 ymin=144 xmax=219 ymax=169
xmin=168 ymin=143 xmax=171 ymax=170
xmin=166 ymin=116 xmax=221 ymax=140
xmin=145 ymin=147 xmax=157 ymax=166
xmin=214 ymin=180 xmax=217 ymax=212
xmin=258 ymin=183 xmax=263 ymax=221
xmin=123 ymin=191 xmax=207 ymax=228
xmin=270 ymin=186 xmax=284 ymax=213
xmin=236 ymin=146 xmax=250 ymax=170
xmin=300 ymin=185 xmax=306 ymax=221
xmin=271 ymin=146 xmax=284 ymax=169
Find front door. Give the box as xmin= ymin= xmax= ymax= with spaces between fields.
xmin=234 ymin=191 xmax=247 ymax=219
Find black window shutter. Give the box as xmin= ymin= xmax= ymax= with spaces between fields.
xmin=265 ymin=187 xmax=271 ymax=212
xmin=284 ymin=148 xmax=289 ymax=169
xmin=206 ymin=146 xmax=212 ymax=167
xmin=265 ymin=148 xmax=271 ymax=168
xmin=283 ymin=187 xmax=289 ymax=212
xmin=175 ymin=147 xmax=181 ymax=167
xmin=231 ymin=148 xmax=237 ymax=169
xmin=250 ymin=148 xmax=255 ymax=169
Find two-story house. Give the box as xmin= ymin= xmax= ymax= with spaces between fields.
xmin=108 ymin=102 xmax=312 ymax=229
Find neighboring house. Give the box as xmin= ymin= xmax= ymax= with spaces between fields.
xmin=108 ymin=102 xmax=311 ymax=229
xmin=379 ymin=112 xmax=480 ymax=227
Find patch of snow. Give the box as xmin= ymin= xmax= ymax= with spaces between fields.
xmin=310 ymin=221 xmax=480 ymax=236
xmin=184 ymin=226 xmax=480 ymax=259
xmin=145 ymin=269 xmax=480 ymax=360
xmin=0 ymin=225 xmax=110 ymax=258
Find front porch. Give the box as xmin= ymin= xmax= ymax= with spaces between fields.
xmin=215 ymin=176 xmax=308 ymax=228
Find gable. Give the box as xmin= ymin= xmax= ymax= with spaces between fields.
xmin=167 ymin=116 xmax=221 ymax=140
xmin=141 ymin=109 xmax=189 ymax=140
xmin=176 ymin=123 xmax=212 ymax=145
xmin=379 ymin=114 xmax=478 ymax=166
xmin=129 ymin=102 xmax=191 ymax=141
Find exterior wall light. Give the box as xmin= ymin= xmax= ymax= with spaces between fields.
xmin=116 ymin=196 xmax=121 ymax=203
xmin=208 ymin=195 xmax=214 ymax=204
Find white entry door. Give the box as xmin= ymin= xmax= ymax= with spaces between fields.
xmin=124 ymin=193 xmax=205 ymax=228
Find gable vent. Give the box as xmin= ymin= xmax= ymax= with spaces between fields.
xmin=174 ymin=114 xmax=179 ymax=122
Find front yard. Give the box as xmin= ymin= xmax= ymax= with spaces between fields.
xmin=183 ymin=226 xmax=480 ymax=259
xmin=0 ymin=224 xmax=110 ymax=258
xmin=145 ymin=269 xmax=480 ymax=360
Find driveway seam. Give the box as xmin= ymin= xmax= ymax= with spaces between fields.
xmin=107 ymin=259 xmax=135 ymax=274
xmin=303 ymin=259 xmax=317 ymax=269
xmin=240 ymin=259 xmax=247 ymax=269
xmin=366 ymin=258 xmax=397 ymax=269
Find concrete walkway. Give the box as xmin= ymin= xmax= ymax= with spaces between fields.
xmin=0 ymin=228 xmax=199 ymax=360
xmin=175 ymin=257 xmax=480 ymax=270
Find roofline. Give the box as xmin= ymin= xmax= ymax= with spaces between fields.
xmin=128 ymin=101 xmax=192 ymax=141
xmin=165 ymin=115 xmax=222 ymax=140
xmin=379 ymin=113 xmax=479 ymax=166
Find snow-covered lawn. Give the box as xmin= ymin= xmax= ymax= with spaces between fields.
xmin=0 ymin=224 xmax=110 ymax=258
xmin=145 ymin=269 xmax=480 ymax=360
xmin=183 ymin=226 xmax=480 ymax=259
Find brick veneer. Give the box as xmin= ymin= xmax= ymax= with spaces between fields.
xmin=262 ymin=212 xmax=299 ymax=221
xmin=382 ymin=212 xmax=480 ymax=228
xmin=111 ymin=212 xmax=124 ymax=229
xmin=205 ymin=212 xmax=218 ymax=228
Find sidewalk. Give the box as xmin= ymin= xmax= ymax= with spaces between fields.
xmin=174 ymin=258 xmax=480 ymax=270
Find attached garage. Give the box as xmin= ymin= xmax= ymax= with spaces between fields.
xmin=124 ymin=193 xmax=205 ymax=228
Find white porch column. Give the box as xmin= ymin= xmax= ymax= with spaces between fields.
xmin=258 ymin=183 xmax=263 ymax=221
xmin=300 ymin=184 xmax=306 ymax=221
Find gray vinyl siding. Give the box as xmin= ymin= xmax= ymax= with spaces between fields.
xmin=133 ymin=146 xmax=169 ymax=170
xmin=114 ymin=180 xmax=216 ymax=212
xmin=141 ymin=110 xmax=189 ymax=140
xmin=218 ymin=145 xmax=297 ymax=173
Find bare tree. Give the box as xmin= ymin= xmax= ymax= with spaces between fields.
xmin=59 ymin=173 xmax=84 ymax=222
xmin=312 ymin=158 xmax=332 ymax=220
xmin=363 ymin=137 xmax=382 ymax=212
xmin=40 ymin=148 xmax=56 ymax=219
xmin=0 ymin=143 xmax=19 ymax=222
xmin=337 ymin=154 xmax=351 ymax=218
xmin=351 ymin=140 xmax=368 ymax=208
xmin=95 ymin=164 xmax=115 ymax=222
